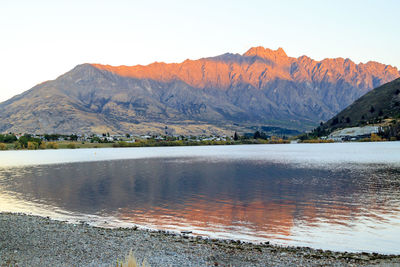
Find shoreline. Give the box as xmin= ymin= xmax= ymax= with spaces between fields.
xmin=0 ymin=139 xmax=290 ymax=151
xmin=1 ymin=213 xmax=399 ymax=266
xmin=0 ymin=140 xmax=396 ymax=153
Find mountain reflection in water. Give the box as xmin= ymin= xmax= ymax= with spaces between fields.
xmin=1 ymin=157 xmax=400 ymax=253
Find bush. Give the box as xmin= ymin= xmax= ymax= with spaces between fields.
xmin=39 ymin=142 xmax=46 ymax=149
xmin=370 ymin=133 xmax=384 ymax=142
xmin=0 ymin=143 xmax=7 ymax=150
xmin=46 ymin=142 xmax=59 ymax=149
xmin=360 ymin=133 xmax=386 ymax=142
xmin=14 ymin=142 xmax=22 ymax=150
xmin=67 ymin=143 xmax=77 ymax=149
xmin=115 ymin=250 xmax=149 ymax=267
xmin=268 ymin=137 xmax=290 ymax=144
xmin=27 ymin=141 xmax=39 ymax=150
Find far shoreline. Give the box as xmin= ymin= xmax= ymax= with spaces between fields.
xmin=1 ymin=138 xmax=396 ymax=152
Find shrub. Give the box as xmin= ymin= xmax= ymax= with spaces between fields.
xmin=67 ymin=143 xmax=77 ymax=149
xmin=39 ymin=142 xmax=46 ymax=149
xmin=46 ymin=142 xmax=59 ymax=149
xmin=0 ymin=143 xmax=7 ymax=150
xmin=114 ymin=141 xmax=143 ymax=147
xmin=360 ymin=133 xmax=386 ymax=142
xmin=27 ymin=141 xmax=39 ymax=150
xmin=268 ymin=137 xmax=290 ymax=144
xmin=370 ymin=133 xmax=384 ymax=142
xmin=115 ymin=250 xmax=149 ymax=267
xmin=14 ymin=142 xmax=22 ymax=150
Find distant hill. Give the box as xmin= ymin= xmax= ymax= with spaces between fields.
xmin=312 ymin=78 xmax=400 ymax=136
xmin=0 ymin=46 xmax=399 ymax=135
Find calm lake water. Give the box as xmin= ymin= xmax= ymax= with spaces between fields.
xmin=1 ymin=143 xmax=400 ymax=254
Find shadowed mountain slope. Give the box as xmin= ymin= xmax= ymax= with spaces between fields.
xmin=316 ymin=77 xmax=400 ymax=134
xmin=0 ymin=47 xmax=399 ymax=134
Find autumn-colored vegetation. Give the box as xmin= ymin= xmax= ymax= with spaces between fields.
xmin=359 ymin=133 xmax=386 ymax=142
xmin=46 ymin=142 xmax=59 ymax=149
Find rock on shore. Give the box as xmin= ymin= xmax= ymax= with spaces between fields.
xmin=1 ymin=213 xmax=399 ymax=266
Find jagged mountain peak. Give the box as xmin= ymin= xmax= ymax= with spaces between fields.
xmin=89 ymin=47 xmax=399 ymax=92
xmin=243 ymin=46 xmax=288 ymax=59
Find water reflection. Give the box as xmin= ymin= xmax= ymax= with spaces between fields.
xmin=1 ymin=158 xmax=400 ymax=253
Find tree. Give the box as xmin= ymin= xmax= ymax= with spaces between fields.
xmin=91 ymin=136 xmax=101 ymax=143
xmin=233 ymin=132 xmax=238 ymax=141
xmin=0 ymin=134 xmax=17 ymax=143
xmin=18 ymin=136 xmax=29 ymax=148
xmin=370 ymin=106 xmax=375 ymax=113
xmin=18 ymin=135 xmax=42 ymax=148
xmin=44 ymin=134 xmax=60 ymax=141
xmin=253 ymin=131 xmax=261 ymax=139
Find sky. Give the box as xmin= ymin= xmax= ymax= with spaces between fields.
xmin=0 ymin=0 xmax=399 ymax=102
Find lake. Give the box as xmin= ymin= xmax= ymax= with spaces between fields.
xmin=1 ymin=143 xmax=400 ymax=254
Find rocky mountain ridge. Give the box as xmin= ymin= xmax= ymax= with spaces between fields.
xmin=94 ymin=47 xmax=398 ymax=90
xmin=0 ymin=47 xmax=399 ymax=135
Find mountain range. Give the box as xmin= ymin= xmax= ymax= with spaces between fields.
xmin=0 ymin=46 xmax=399 ymax=135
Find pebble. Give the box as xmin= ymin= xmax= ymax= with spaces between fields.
xmin=1 ymin=213 xmax=399 ymax=267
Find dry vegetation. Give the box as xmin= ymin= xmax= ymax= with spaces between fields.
xmin=114 ymin=250 xmax=150 ymax=267
xmin=359 ymin=133 xmax=387 ymax=142
xmin=300 ymin=139 xmax=334 ymax=144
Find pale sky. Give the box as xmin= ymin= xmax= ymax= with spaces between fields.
xmin=0 ymin=0 xmax=399 ymax=102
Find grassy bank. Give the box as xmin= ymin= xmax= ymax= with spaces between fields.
xmin=0 ymin=141 xmax=115 ymax=150
xmin=0 ymin=138 xmax=291 ymax=151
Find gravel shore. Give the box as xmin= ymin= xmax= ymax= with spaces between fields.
xmin=1 ymin=213 xmax=399 ymax=267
